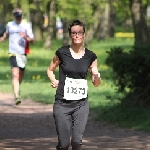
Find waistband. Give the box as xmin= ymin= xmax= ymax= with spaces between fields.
xmin=9 ymin=53 xmax=26 ymax=57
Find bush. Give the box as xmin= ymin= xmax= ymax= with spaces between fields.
xmin=106 ymin=45 xmax=150 ymax=107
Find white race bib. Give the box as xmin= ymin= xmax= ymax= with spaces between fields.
xmin=16 ymin=54 xmax=27 ymax=68
xmin=64 ymin=77 xmax=88 ymax=100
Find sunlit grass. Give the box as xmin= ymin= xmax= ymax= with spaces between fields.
xmin=1 ymin=38 xmax=150 ymax=131
xmin=0 ymin=38 xmax=132 ymax=104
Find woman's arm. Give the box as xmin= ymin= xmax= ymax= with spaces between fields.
xmin=90 ymin=59 xmax=101 ymax=87
xmin=47 ymin=55 xmax=60 ymax=88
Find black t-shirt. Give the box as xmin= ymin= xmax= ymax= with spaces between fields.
xmin=55 ymin=45 xmax=97 ymax=100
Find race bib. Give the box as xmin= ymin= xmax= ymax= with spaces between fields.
xmin=64 ymin=77 xmax=88 ymax=100
xmin=16 ymin=54 xmax=27 ymax=68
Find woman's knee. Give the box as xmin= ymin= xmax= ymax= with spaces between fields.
xmin=56 ymin=145 xmax=69 ymax=150
xmin=57 ymin=138 xmax=70 ymax=150
xmin=71 ymin=141 xmax=82 ymax=150
xmin=58 ymin=143 xmax=70 ymax=150
xmin=71 ymin=137 xmax=82 ymax=150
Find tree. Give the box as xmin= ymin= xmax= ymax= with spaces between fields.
xmin=30 ymin=0 xmax=43 ymax=41
xmin=56 ymin=0 xmax=94 ymax=46
xmin=44 ymin=0 xmax=56 ymax=49
xmin=130 ymin=0 xmax=150 ymax=45
xmin=85 ymin=3 xmax=104 ymax=45
xmin=109 ymin=0 xmax=116 ymax=37
xmin=106 ymin=0 xmax=150 ymax=106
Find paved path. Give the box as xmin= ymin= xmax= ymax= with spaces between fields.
xmin=0 ymin=93 xmax=150 ymax=150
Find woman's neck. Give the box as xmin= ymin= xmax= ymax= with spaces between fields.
xmin=70 ymin=44 xmax=84 ymax=53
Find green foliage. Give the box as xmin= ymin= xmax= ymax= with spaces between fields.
xmin=1 ymin=38 xmax=133 ymax=105
xmin=115 ymin=0 xmax=131 ymax=24
xmin=56 ymin=0 xmax=93 ymax=21
xmin=106 ymin=45 xmax=150 ymax=106
xmin=2 ymin=38 xmax=150 ymax=131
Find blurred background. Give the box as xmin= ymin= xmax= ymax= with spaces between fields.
xmin=1 ymin=0 xmax=149 ymax=47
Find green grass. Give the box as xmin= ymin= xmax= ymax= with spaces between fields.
xmin=1 ymin=38 xmax=150 ymax=132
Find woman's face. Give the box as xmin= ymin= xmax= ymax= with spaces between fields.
xmin=70 ymin=25 xmax=85 ymax=45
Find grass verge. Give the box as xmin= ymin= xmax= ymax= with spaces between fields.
xmin=1 ymin=38 xmax=150 ymax=131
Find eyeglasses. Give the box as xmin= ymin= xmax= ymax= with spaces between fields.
xmin=71 ymin=32 xmax=84 ymax=36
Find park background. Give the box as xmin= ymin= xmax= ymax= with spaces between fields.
xmin=0 ymin=0 xmax=150 ymax=132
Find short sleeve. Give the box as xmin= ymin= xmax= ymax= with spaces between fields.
xmin=90 ymin=52 xmax=97 ymax=65
xmin=55 ymin=48 xmax=62 ymax=61
xmin=92 ymin=52 xmax=97 ymax=62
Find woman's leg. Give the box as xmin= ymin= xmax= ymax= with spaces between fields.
xmin=53 ymin=102 xmax=72 ymax=150
xmin=71 ymin=100 xmax=89 ymax=150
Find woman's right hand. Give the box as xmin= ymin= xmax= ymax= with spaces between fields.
xmin=51 ymin=80 xmax=59 ymax=88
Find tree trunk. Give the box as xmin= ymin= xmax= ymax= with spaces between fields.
xmin=30 ymin=10 xmax=43 ymax=41
xmin=130 ymin=0 xmax=150 ymax=45
xmin=0 ymin=0 xmax=9 ymax=24
xmin=30 ymin=0 xmax=43 ymax=41
xmin=62 ymin=19 xmax=70 ymax=46
xmin=98 ymin=3 xmax=110 ymax=40
xmin=84 ymin=6 xmax=102 ymax=46
xmin=109 ymin=0 xmax=115 ymax=37
xmin=44 ymin=0 xmax=56 ymax=49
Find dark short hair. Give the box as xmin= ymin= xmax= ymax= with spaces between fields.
xmin=68 ymin=20 xmax=85 ymax=34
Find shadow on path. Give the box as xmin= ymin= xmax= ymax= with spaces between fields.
xmin=0 ymin=93 xmax=150 ymax=150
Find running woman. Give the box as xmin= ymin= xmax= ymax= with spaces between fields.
xmin=47 ymin=20 xmax=101 ymax=150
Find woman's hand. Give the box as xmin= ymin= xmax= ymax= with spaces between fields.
xmin=91 ymin=67 xmax=100 ymax=79
xmin=91 ymin=67 xmax=101 ymax=87
xmin=51 ymin=80 xmax=59 ymax=88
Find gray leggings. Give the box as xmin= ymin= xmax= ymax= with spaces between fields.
xmin=53 ymin=99 xmax=89 ymax=150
